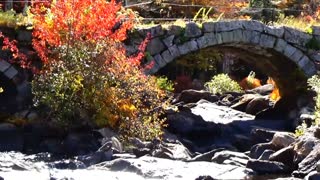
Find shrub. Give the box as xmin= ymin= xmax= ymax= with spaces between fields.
xmin=30 ymin=0 xmax=166 ymax=140
xmin=156 ymin=76 xmax=174 ymax=92
xmin=205 ymin=74 xmax=243 ymax=94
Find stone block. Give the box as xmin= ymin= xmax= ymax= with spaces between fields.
xmin=265 ymin=26 xmax=284 ymax=38
xmin=248 ymin=31 xmax=261 ymax=44
xmin=312 ymin=26 xmax=320 ymax=36
xmin=168 ymin=45 xmax=181 ymax=59
xmin=146 ymin=37 xmax=166 ymax=55
xmin=259 ymin=34 xmax=276 ymax=48
xmin=283 ymin=44 xmax=297 ymax=58
xmin=215 ymin=33 xmax=223 ymax=44
xmin=138 ymin=25 xmax=164 ymax=38
xmin=298 ymin=55 xmax=310 ymax=69
xmin=154 ymin=54 xmax=166 ymax=68
xmin=202 ymin=21 xmax=216 ymax=33
xmin=145 ymin=59 xmax=160 ymax=75
xmin=161 ymin=50 xmax=175 ymax=63
xmin=289 ymin=49 xmax=304 ymax=64
xmin=4 ymin=66 xmax=18 ymax=79
xmin=196 ymin=33 xmax=217 ymax=48
xmin=221 ymin=31 xmax=234 ymax=44
xmin=274 ymin=39 xmax=287 ymax=53
xmin=162 ymin=35 xmax=175 ymax=48
xmin=185 ymin=22 xmax=202 ymax=38
xmin=0 ymin=60 xmax=11 ymax=72
xmin=214 ymin=21 xmax=242 ymax=32
xmin=166 ymin=25 xmax=183 ymax=36
xmin=241 ymin=20 xmax=264 ymax=32
xmin=284 ymin=27 xmax=312 ymax=46
xmin=232 ymin=29 xmax=244 ymax=43
xmin=177 ymin=40 xmax=199 ymax=55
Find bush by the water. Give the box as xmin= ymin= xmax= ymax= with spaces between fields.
xmin=28 ymin=0 xmax=167 ymax=140
xmin=205 ymin=74 xmax=243 ymax=94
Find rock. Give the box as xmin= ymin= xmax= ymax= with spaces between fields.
xmin=258 ymin=149 xmax=275 ymax=160
xmin=112 ymin=153 xmax=136 ymax=160
xmin=0 ymin=123 xmax=23 ymax=151
xmin=133 ymin=148 xmax=150 ymax=158
xmin=185 ymin=22 xmax=202 ymax=38
xmin=317 ymin=161 xmax=320 ymax=172
xmin=269 ymin=146 xmax=295 ymax=169
xmin=211 ymin=150 xmax=249 ymax=167
xmin=293 ymin=144 xmax=320 ymax=177
xmin=251 ymin=128 xmax=276 ymax=144
xmin=39 ymin=139 xmax=63 ymax=154
xmin=293 ymin=135 xmax=319 ymax=158
xmin=146 ymin=37 xmax=166 ymax=55
xmin=77 ymin=151 xmax=113 ymax=166
xmin=151 ymin=142 xmax=192 ymax=161
xmin=195 ymin=175 xmax=215 ymax=180
xmin=246 ymin=159 xmax=290 ymax=174
xmin=231 ymin=94 xmax=259 ymax=112
xmin=190 ymin=148 xmax=224 ymax=162
xmin=63 ymin=132 xmax=100 ymax=156
xmin=128 ymin=137 xmax=153 ymax=149
xmin=231 ymin=134 xmax=252 ymax=152
xmin=246 ymin=84 xmax=274 ymax=95
xmin=250 ymin=142 xmax=277 ymax=159
xmin=245 ymin=96 xmax=271 ymax=115
xmin=305 ymin=171 xmax=320 ymax=180
xmin=97 ymin=127 xmax=117 ymax=139
xmin=271 ymin=132 xmax=295 ymax=149
xmin=172 ymin=89 xmax=218 ymax=104
xmin=314 ymin=128 xmax=320 ymax=139
xmin=49 ymin=159 xmax=86 ymax=170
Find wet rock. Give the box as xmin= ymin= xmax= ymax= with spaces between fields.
xmin=172 ymin=89 xmax=218 ymax=104
xmin=195 ymin=175 xmax=216 ymax=180
xmin=133 ymin=148 xmax=150 ymax=158
xmin=258 ymin=149 xmax=275 ymax=160
xmin=269 ymin=146 xmax=295 ymax=169
xmin=245 ymin=96 xmax=271 ymax=115
xmin=306 ymin=171 xmax=320 ymax=180
xmin=293 ymin=144 xmax=320 ymax=177
xmin=63 ymin=132 xmax=100 ymax=156
xmin=246 ymin=84 xmax=274 ymax=95
xmin=271 ymin=132 xmax=296 ymax=149
xmin=211 ymin=150 xmax=249 ymax=167
xmin=246 ymin=159 xmax=290 ymax=174
xmin=0 ymin=123 xmax=23 ymax=151
xmin=250 ymin=142 xmax=277 ymax=159
xmin=39 ymin=139 xmax=63 ymax=154
xmin=49 ymin=160 xmax=86 ymax=169
xmin=77 ymin=151 xmax=113 ymax=166
xmin=251 ymin=128 xmax=276 ymax=144
xmin=190 ymin=148 xmax=224 ymax=162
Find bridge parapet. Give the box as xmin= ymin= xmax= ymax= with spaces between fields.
xmin=125 ymin=20 xmax=320 ymax=77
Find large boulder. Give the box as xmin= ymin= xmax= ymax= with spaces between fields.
xmin=172 ymin=89 xmax=218 ymax=104
xmin=271 ymin=132 xmax=296 ymax=149
xmin=246 ymin=159 xmax=291 ymax=174
xmin=211 ymin=150 xmax=250 ymax=167
xmin=293 ymin=144 xmax=320 ymax=177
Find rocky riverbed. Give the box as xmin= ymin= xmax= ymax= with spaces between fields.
xmin=0 ymin=85 xmax=320 ymax=180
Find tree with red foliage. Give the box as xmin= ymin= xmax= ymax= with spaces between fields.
xmin=31 ymin=0 xmax=166 ymax=139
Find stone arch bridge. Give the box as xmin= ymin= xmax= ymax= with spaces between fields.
xmin=125 ymin=20 xmax=320 ymax=98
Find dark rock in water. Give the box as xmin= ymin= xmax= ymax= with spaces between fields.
xmin=293 ymin=144 xmax=320 ymax=178
xmin=314 ymin=127 xmax=320 ymax=139
xmin=133 ymin=148 xmax=150 ymax=158
xmin=63 ymin=132 xmax=100 ymax=156
xmin=49 ymin=159 xmax=86 ymax=169
xmin=0 ymin=176 xmax=3 ymax=180
xmin=0 ymin=123 xmax=23 ymax=151
xmin=250 ymin=142 xmax=277 ymax=159
xmin=246 ymin=84 xmax=274 ymax=95
xmin=251 ymin=128 xmax=276 ymax=145
xmin=305 ymin=171 xmax=320 ymax=180
xmin=258 ymin=149 xmax=275 ymax=160
xmin=246 ymin=159 xmax=290 ymax=174
xmin=172 ymin=89 xmax=218 ymax=104
xmin=269 ymin=146 xmax=295 ymax=170
xmin=245 ymin=96 xmax=271 ymax=115
xmin=77 ymin=151 xmax=113 ymax=166
xmin=211 ymin=150 xmax=249 ymax=167
xmin=195 ymin=175 xmax=216 ymax=180
xmin=231 ymin=134 xmax=252 ymax=152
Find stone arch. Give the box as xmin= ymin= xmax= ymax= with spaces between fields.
xmin=126 ymin=20 xmax=320 ymax=97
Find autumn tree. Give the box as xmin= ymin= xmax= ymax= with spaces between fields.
xmin=31 ymin=0 xmax=166 ymax=140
